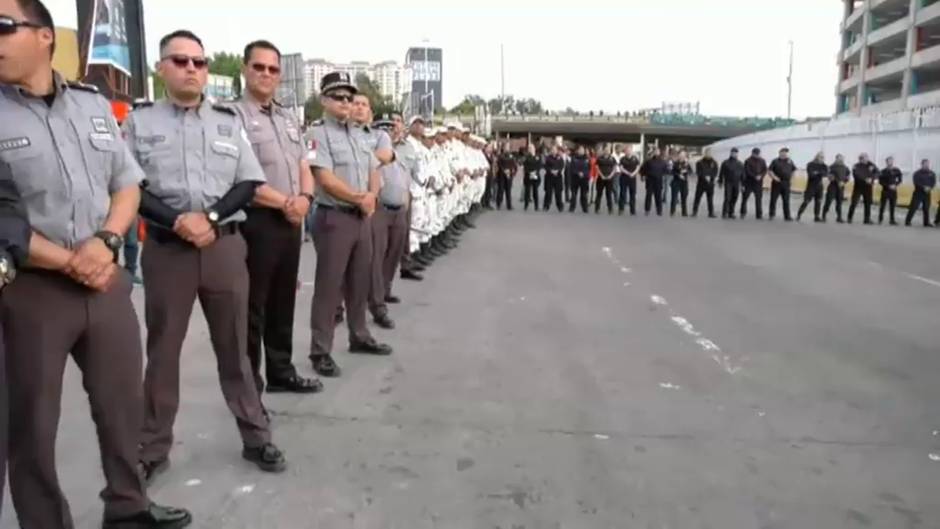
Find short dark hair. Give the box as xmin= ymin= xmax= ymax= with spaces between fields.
xmin=17 ymin=0 xmax=55 ymax=56
xmin=159 ymin=30 xmax=204 ymax=57
xmin=243 ymin=40 xmax=281 ymax=64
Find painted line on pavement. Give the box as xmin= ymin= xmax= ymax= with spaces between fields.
xmin=602 ymin=248 xmax=742 ymax=376
xmin=866 ymin=260 xmax=940 ymax=290
xmin=908 ymin=274 xmax=940 ymax=289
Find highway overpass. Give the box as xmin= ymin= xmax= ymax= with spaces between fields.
xmin=491 ymin=115 xmax=793 ymax=146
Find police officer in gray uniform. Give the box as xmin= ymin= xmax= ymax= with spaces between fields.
xmin=308 ymin=72 xmax=393 ymax=378
xmin=368 ymin=113 xmax=410 ymax=329
xmin=0 ymin=2 xmax=191 ymax=527
xmin=0 ymin=159 xmax=30 ymax=521
xmin=124 ymin=30 xmax=286 ymax=481
xmin=233 ymin=40 xmax=321 ymax=395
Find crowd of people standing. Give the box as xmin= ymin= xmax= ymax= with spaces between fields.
xmin=485 ymin=142 xmax=939 ymax=227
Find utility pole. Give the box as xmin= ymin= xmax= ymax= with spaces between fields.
xmin=500 ymin=43 xmax=505 ymax=114
xmin=787 ymin=40 xmax=794 ymax=120
xmin=423 ymin=38 xmax=430 ymax=118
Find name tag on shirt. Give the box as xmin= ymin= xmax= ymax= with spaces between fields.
xmin=0 ymin=137 xmax=30 ymax=152
xmin=212 ymin=141 xmax=239 ymax=158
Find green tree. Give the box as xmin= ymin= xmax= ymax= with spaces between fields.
xmin=354 ymin=73 xmax=397 ymax=117
xmin=209 ymin=51 xmax=243 ymax=97
xmin=304 ymin=94 xmax=324 ymax=124
xmin=151 ymin=69 xmax=166 ymax=100
xmin=450 ymin=94 xmax=485 ymax=114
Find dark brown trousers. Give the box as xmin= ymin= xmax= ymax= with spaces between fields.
xmin=0 ymin=323 xmax=6 ymax=519
xmin=369 ymin=205 xmax=408 ymax=318
xmin=1 ymin=271 xmax=148 ymax=528
xmin=310 ymin=207 xmax=374 ymax=356
xmin=139 ymin=231 xmax=270 ymax=464
xmin=242 ymin=208 xmax=303 ymax=389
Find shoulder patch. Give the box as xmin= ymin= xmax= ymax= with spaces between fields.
xmin=211 ymin=104 xmax=236 ymax=116
xmin=66 ymin=81 xmax=99 ymax=94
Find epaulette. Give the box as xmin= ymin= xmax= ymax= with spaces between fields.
xmin=211 ymin=103 xmax=236 ymax=116
xmin=132 ymin=100 xmax=153 ymax=110
xmin=272 ymin=99 xmax=284 ymax=108
xmin=66 ymin=81 xmax=99 ymax=94
xmin=311 ymin=119 xmax=324 ymax=126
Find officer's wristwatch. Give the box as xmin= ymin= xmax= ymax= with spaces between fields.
xmin=94 ymin=230 xmax=123 ymax=263
xmin=300 ymin=192 xmax=315 ymax=205
xmin=205 ymin=209 xmax=221 ymax=227
xmin=0 ymin=253 xmax=16 ymax=291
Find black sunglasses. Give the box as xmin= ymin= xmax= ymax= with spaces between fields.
xmin=0 ymin=16 xmax=43 ymax=36
xmin=163 ymin=54 xmax=209 ymax=70
xmin=250 ymin=63 xmax=281 ymax=75
xmin=326 ymin=93 xmax=354 ymax=103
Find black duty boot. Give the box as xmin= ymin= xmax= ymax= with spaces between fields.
xmin=102 ymin=503 xmax=193 ymax=529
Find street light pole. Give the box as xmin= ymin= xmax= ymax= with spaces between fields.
xmin=787 ymin=40 xmax=794 ymax=120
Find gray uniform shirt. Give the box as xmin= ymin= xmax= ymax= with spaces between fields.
xmin=123 ymin=98 xmax=265 ymax=224
xmin=358 ymin=125 xmax=392 ymax=154
xmin=308 ymin=114 xmax=378 ymax=208
xmin=395 ymin=139 xmax=423 ymax=186
xmin=232 ymin=96 xmax=306 ymax=196
xmin=379 ymin=148 xmax=409 ymax=207
xmin=0 ymin=74 xmax=143 ymax=249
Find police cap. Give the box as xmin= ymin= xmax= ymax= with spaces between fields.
xmin=320 ymin=71 xmax=358 ymax=94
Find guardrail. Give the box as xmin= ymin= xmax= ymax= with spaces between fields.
xmin=493 ymin=114 xmax=795 ymax=130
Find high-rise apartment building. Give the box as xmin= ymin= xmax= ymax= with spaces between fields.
xmin=837 ymin=0 xmax=940 ymax=115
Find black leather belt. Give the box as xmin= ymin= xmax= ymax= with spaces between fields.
xmin=318 ymin=203 xmax=361 ymax=216
xmin=148 ymin=222 xmax=239 ymax=245
xmin=382 ymin=203 xmax=403 ymax=211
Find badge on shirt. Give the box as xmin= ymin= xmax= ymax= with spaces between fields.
xmin=0 ymin=137 xmax=30 ymax=152
xmin=306 ymin=139 xmax=317 ymax=161
xmin=91 ymin=117 xmax=110 ymax=134
xmin=217 ymin=125 xmax=233 ymax=137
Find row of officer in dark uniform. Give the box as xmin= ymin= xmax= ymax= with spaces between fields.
xmin=494 ymin=144 xmax=647 ymax=215
xmin=718 ymin=147 xmax=938 ymax=226
xmin=494 ymin=139 xmax=939 ymax=228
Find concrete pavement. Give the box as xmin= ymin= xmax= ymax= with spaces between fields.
xmin=2 ymin=196 xmax=939 ymax=529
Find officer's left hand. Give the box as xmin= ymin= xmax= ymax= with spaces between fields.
xmin=174 ymin=213 xmax=213 ymax=243
xmin=191 ymin=229 xmax=217 ymax=249
xmin=84 ymin=262 xmax=119 ymax=293
xmin=67 ymin=238 xmax=114 ymax=286
xmin=283 ymin=196 xmax=309 ymax=226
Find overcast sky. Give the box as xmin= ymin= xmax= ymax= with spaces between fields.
xmin=135 ymin=0 xmax=841 ymax=119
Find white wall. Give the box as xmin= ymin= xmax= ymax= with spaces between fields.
xmin=708 ymin=106 xmax=940 ymax=173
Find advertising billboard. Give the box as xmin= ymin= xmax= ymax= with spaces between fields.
xmin=405 ymin=47 xmax=443 ymax=115
xmin=87 ymin=0 xmax=131 ymax=75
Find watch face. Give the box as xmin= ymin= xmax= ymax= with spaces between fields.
xmin=208 ymin=211 xmax=220 ymax=222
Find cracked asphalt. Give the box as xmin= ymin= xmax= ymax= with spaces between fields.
xmin=2 ymin=191 xmax=940 ymax=529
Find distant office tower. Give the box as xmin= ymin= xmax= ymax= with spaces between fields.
xmin=405 ymin=46 xmax=443 ymax=117
xmin=277 ymin=53 xmax=307 ymax=109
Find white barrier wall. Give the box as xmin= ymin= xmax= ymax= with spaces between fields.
xmin=707 ymin=107 xmax=940 ymax=173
